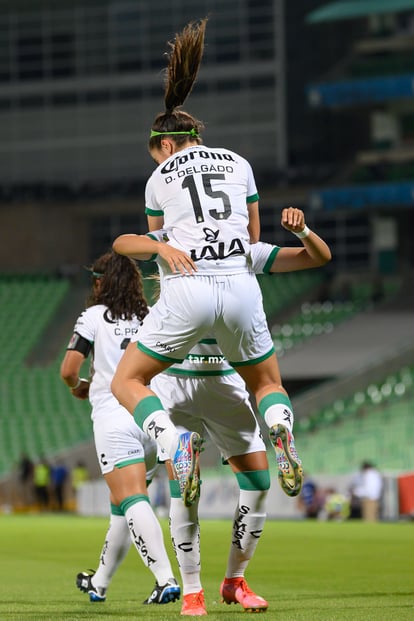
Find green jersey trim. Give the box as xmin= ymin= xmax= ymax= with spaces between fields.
xmin=247 ymin=193 xmax=259 ymax=203
xmin=145 ymin=207 xmax=163 ymax=216
xmin=263 ymin=247 xmax=280 ymax=273
xmin=230 ymin=346 xmax=274 ymax=367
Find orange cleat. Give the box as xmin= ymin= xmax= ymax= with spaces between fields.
xmin=181 ymin=590 xmax=207 ymax=616
xmin=220 ymin=577 xmax=268 ymax=613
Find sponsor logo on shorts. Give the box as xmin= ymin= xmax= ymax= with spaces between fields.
xmin=187 ymin=354 xmax=226 ymax=364
xmin=156 ymin=341 xmax=176 ymax=353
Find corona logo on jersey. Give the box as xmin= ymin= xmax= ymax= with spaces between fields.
xmin=160 ymin=148 xmax=236 ymax=175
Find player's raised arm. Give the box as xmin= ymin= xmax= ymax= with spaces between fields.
xmin=268 ymin=207 xmax=332 ymax=273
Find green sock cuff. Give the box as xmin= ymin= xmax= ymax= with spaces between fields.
xmin=133 ymin=396 xmax=164 ymax=429
xmin=236 ymin=469 xmax=271 ymax=491
xmin=258 ymin=392 xmax=292 ymax=418
xmin=119 ymin=494 xmax=150 ymax=514
xmin=110 ymin=503 xmax=123 ymax=516
xmin=169 ymin=479 xmax=181 ymax=498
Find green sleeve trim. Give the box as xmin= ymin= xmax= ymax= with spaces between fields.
xmin=262 ymin=247 xmax=280 ymax=273
xmin=137 ymin=341 xmax=184 ymax=363
xmin=169 ymin=479 xmax=181 ymax=498
xmin=116 ymin=457 xmax=145 ymax=469
xmin=119 ymin=494 xmax=150 ymax=514
xmin=164 ymin=368 xmax=236 ymax=377
xmin=258 ymin=392 xmax=292 ymax=417
xmin=133 ymin=395 xmax=164 ymax=428
xmin=230 ymin=346 xmax=274 ymax=367
xmin=247 ymin=193 xmax=259 ymax=203
xmin=236 ymin=469 xmax=271 ymax=491
xmin=198 ymin=338 xmax=218 ymax=344
xmin=145 ymin=207 xmax=164 ymax=216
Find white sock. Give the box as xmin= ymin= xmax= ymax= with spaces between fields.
xmin=92 ymin=512 xmax=131 ymax=590
xmin=142 ymin=411 xmax=180 ymax=460
xmin=124 ymin=496 xmax=175 ymax=585
xmin=169 ymin=495 xmax=202 ymax=595
xmin=225 ymin=489 xmax=267 ymax=578
xmin=264 ymin=403 xmax=294 ymax=433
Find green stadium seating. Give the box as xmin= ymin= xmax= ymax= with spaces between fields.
xmin=296 ymin=365 xmax=414 ymax=474
xmin=0 ymin=276 xmax=92 ymax=477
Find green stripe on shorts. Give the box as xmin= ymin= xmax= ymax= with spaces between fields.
xmin=230 ymin=346 xmax=274 ymax=367
xmin=137 ymin=341 xmax=184 ymax=363
xmin=116 ymin=458 xmax=145 ymax=468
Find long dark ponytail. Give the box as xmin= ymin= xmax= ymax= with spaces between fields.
xmin=149 ymin=18 xmax=208 ymax=150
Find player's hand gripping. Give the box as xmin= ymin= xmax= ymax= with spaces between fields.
xmin=157 ymin=243 xmax=197 ymax=275
xmin=281 ymin=207 xmax=306 ymax=235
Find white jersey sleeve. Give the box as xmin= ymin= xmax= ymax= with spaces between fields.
xmin=250 ymin=241 xmax=280 ymax=274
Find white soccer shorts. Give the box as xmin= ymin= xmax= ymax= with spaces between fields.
xmin=92 ymin=402 xmax=158 ymax=478
xmin=137 ymin=272 xmax=274 ymax=365
xmin=150 ymin=372 xmax=266 ymax=461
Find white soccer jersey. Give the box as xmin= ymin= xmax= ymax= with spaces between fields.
xmin=72 ymin=305 xmax=141 ymax=413
xmin=145 ymin=145 xmax=259 ymax=275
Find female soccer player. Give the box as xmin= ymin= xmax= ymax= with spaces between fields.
xmin=111 ymin=18 xmax=315 ymax=511
xmin=113 ymin=209 xmax=331 ymax=615
xmin=60 ymin=251 xmax=180 ymax=605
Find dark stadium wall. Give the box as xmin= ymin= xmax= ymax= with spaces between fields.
xmin=0 ymin=198 xmax=146 ymax=273
xmin=0 ymin=202 xmax=89 ymax=273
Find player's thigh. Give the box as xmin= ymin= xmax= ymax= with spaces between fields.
xmin=228 ymin=450 xmax=268 ymax=473
xmin=104 ymin=462 xmax=148 ymax=505
xmin=236 ymin=352 xmax=283 ymax=394
xmin=114 ymin=341 xmax=170 ymax=384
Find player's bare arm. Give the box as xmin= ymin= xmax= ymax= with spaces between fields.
xmin=270 ymin=207 xmax=332 ymax=273
xmin=113 ymin=233 xmax=197 ymax=275
xmin=147 ymin=214 xmax=164 ymax=232
xmin=247 ymin=201 xmax=260 ymax=243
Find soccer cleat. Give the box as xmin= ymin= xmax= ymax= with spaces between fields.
xmin=220 ymin=577 xmax=268 ymax=612
xmin=269 ymin=424 xmax=303 ymax=497
xmin=76 ymin=569 xmax=106 ymax=602
xmin=173 ymin=431 xmax=202 ymax=507
xmin=143 ymin=577 xmax=181 ymax=605
xmin=181 ymin=590 xmax=207 ymax=616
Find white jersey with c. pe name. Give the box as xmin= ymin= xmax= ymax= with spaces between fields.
xmin=72 ymin=304 xmax=141 ymax=414
xmin=145 ymin=145 xmax=259 ymax=276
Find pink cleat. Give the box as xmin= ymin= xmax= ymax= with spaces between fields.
xmin=220 ymin=577 xmax=268 ymax=613
xmin=181 ymin=590 xmax=207 ymax=616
